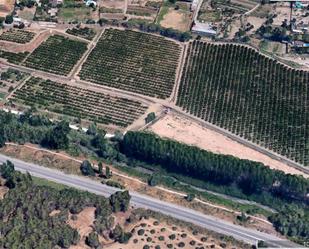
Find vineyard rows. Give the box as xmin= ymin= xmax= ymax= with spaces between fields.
xmin=12 ymin=77 xmax=148 ymax=127
xmin=23 ymin=35 xmax=88 ymax=76
xmin=177 ymin=41 xmax=309 ymax=165
xmin=79 ymin=29 xmax=181 ymax=99
xmin=0 ymin=29 xmax=35 ymax=44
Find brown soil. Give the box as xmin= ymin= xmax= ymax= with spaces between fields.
xmin=49 ymin=209 xmax=61 ymax=216
xmin=0 ymin=0 xmax=14 ymax=17
xmin=68 ymin=207 xmax=96 ymax=249
xmin=0 ymin=185 xmax=8 ymax=199
xmin=107 ymin=217 xmax=243 ymax=249
xmin=148 ymin=113 xmax=308 ymax=178
xmin=160 ymin=8 xmax=192 ymax=32
xmin=0 ymin=30 xmax=50 ymax=53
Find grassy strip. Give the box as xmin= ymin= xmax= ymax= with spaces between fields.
xmin=32 ymin=175 xmax=69 ymax=190
xmin=156 ymin=2 xmax=172 ymax=24
xmin=112 ymin=163 xmax=272 ymax=217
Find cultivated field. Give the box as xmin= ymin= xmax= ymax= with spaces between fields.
xmin=0 ymin=29 xmax=36 ymax=44
xmin=11 ymin=77 xmax=148 ymax=127
xmin=66 ymin=27 xmax=96 ymax=41
xmin=0 ymin=50 xmax=29 ymax=64
xmin=177 ymin=41 xmax=309 ymax=165
xmin=79 ymin=28 xmax=181 ymax=99
xmin=23 ymin=35 xmax=88 ymax=75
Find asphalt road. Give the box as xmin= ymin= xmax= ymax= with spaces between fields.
xmin=0 ymin=154 xmax=303 ymax=248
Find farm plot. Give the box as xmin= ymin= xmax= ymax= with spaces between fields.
xmin=0 ymin=29 xmax=35 ymax=44
xmin=79 ymin=29 xmax=181 ymax=99
xmin=66 ymin=27 xmax=96 ymax=41
xmin=11 ymin=77 xmax=148 ymax=127
xmin=0 ymin=50 xmax=29 ymax=64
xmin=23 ymin=35 xmax=88 ymax=75
xmin=0 ymin=68 xmax=29 ymax=99
xmin=177 ymin=41 xmax=309 ymax=165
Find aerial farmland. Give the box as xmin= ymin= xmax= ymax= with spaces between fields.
xmin=0 ymin=0 xmax=308 ymax=248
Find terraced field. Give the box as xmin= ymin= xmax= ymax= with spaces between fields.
xmin=79 ymin=28 xmax=181 ymax=99
xmin=23 ymin=35 xmax=88 ymax=75
xmin=12 ymin=77 xmax=148 ymax=127
xmin=177 ymin=41 xmax=309 ymax=165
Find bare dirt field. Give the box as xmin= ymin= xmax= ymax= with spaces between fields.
xmin=69 ymin=207 xmax=96 ymax=249
xmin=160 ymin=8 xmax=192 ymax=32
xmin=148 ymin=113 xmax=308 ymax=177
xmin=99 ymin=0 xmax=126 ymax=10
xmin=0 ymin=185 xmax=8 ymax=199
xmin=0 ymin=0 xmax=14 ymax=18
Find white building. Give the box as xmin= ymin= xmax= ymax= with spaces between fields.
xmin=192 ymin=22 xmax=217 ymax=37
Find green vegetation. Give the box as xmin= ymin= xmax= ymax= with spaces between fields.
xmin=0 ymin=50 xmax=29 ymax=64
xmin=99 ymin=18 xmax=192 ymax=42
xmin=177 ymin=41 xmax=309 ymax=165
xmin=79 ymin=28 xmax=181 ymax=99
xmin=66 ymin=26 xmax=96 ymax=41
xmin=119 ymin=131 xmax=309 ymax=241
xmin=58 ymin=7 xmax=93 ymax=22
xmin=99 ymin=7 xmax=123 ymax=13
xmin=0 ymin=161 xmax=131 ymax=249
xmin=0 ymin=29 xmax=35 ymax=44
xmin=156 ymin=1 xmax=172 ymax=23
xmin=120 ymin=132 xmax=309 ymax=208
xmin=23 ymin=35 xmax=87 ymax=75
xmin=12 ymin=77 xmax=147 ymax=127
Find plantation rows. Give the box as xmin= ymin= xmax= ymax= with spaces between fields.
xmin=23 ymin=35 xmax=88 ymax=75
xmin=12 ymin=77 xmax=148 ymax=127
xmin=0 ymin=29 xmax=35 ymax=44
xmin=177 ymin=41 xmax=309 ymax=165
xmin=0 ymin=50 xmax=29 ymax=64
xmin=66 ymin=27 xmax=96 ymax=41
xmin=79 ymin=29 xmax=181 ymax=99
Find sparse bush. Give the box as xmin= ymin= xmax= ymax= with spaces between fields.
xmin=169 ymin=234 xmax=176 ymax=240
xmin=138 ymin=229 xmax=145 ymax=236
xmin=178 ymin=242 xmax=185 ymax=247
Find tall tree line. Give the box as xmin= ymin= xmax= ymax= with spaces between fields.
xmin=120 ymin=131 xmax=309 ymax=204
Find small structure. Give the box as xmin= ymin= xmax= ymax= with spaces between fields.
xmin=85 ymin=0 xmax=96 ymax=7
xmin=191 ymin=0 xmax=201 ymax=11
xmin=48 ymin=8 xmax=58 ymax=17
xmin=192 ymin=22 xmax=217 ymax=37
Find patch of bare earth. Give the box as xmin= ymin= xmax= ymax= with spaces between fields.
xmin=160 ymin=9 xmax=192 ymax=32
xmin=0 ymin=185 xmax=8 ymax=199
xmin=147 ymin=113 xmax=308 ymax=178
xmin=0 ymin=0 xmax=14 ymax=18
xmin=68 ymin=207 xmax=96 ymax=249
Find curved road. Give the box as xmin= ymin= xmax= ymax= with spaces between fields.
xmin=0 ymin=154 xmax=303 ymax=248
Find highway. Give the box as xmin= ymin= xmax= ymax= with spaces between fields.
xmin=0 ymin=154 xmax=303 ymax=248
